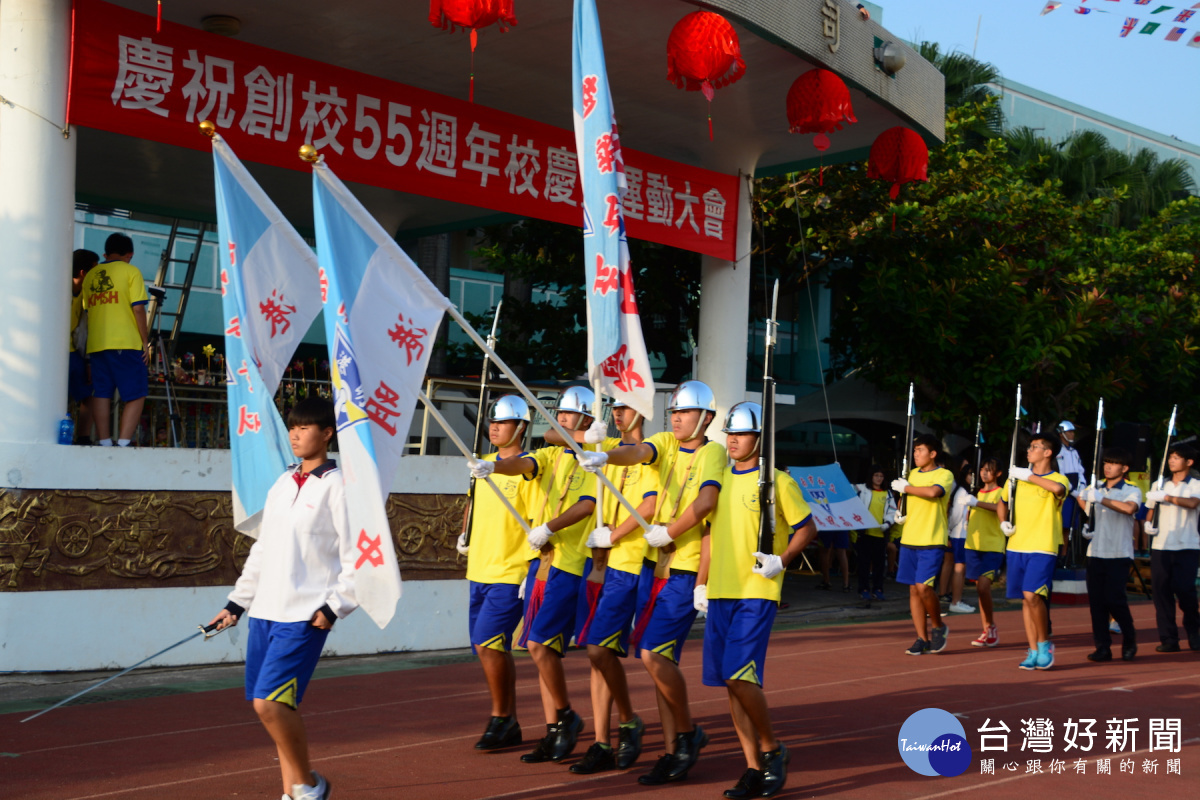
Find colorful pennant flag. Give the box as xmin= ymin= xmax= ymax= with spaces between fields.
xmin=1122 ymin=16 xmax=1140 ymax=35
xmin=1177 ymin=9 xmax=1196 ymax=21
xmin=1190 ymin=30 xmax=1200 ymax=44
xmin=1166 ymin=25 xmax=1187 ymax=39
xmin=1041 ymin=1 xmax=1063 ymax=15
xmin=1141 ymin=21 xmax=1162 ymax=32
xmin=1076 ymin=6 xmax=1092 ymax=13
xmin=1151 ymin=5 xmax=1175 ymax=14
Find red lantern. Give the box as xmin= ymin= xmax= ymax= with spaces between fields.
xmin=867 ymin=127 xmax=928 ymax=199
xmin=786 ymin=69 xmax=857 ymax=152
xmin=666 ymin=11 xmax=746 ymax=139
xmin=430 ymin=1 xmax=519 ymax=102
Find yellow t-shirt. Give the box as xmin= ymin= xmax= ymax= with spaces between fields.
xmin=863 ymin=489 xmax=888 ymax=538
xmin=708 ymin=467 xmax=812 ymax=602
xmin=465 ymin=452 xmax=535 ymax=585
xmin=599 ymin=442 xmax=659 ymax=575
xmin=966 ymin=486 xmax=1005 ymax=553
xmin=644 ymin=431 xmax=726 ymax=572
xmin=1003 ymin=472 xmax=1071 ymax=554
xmin=899 ymin=467 xmax=954 ymax=548
xmin=528 ymin=446 xmax=597 ymax=577
xmin=69 ymin=293 xmax=85 ymax=355
xmin=82 ymin=260 xmax=149 ymax=353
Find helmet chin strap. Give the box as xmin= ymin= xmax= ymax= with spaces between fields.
xmin=688 ymin=411 xmax=709 ymax=442
xmin=617 ymin=411 xmax=642 ymax=434
xmin=746 ymin=435 xmax=761 ymax=460
xmin=499 ymin=421 xmax=526 ymax=449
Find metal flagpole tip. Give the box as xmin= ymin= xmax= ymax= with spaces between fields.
xmin=299 ymin=144 xmax=321 ymax=163
xmin=198 ymin=120 xmax=216 ymax=138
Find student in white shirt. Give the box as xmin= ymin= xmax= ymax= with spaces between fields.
xmin=1144 ymin=443 xmax=1200 ymax=653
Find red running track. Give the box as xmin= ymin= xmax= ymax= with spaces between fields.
xmin=3 ymin=603 xmax=1198 ymax=799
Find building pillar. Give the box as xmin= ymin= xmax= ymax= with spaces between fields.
xmin=0 ymin=0 xmax=75 ymax=445
xmin=696 ymin=172 xmax=752 ymax=443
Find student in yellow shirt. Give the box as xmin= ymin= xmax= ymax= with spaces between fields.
xmin=891 ymin=434 xmax=955 ymax=655
xmin=998 ymin=433 xmax=1071 ymax=671
xmin=963 ymin=458 xmax=1005 ymax=647
xmin=69 ymin=249 xmax=99 ymax=444
xmin=704 ymin=402 xmax=817 ymax=798
xmin=854 ymin=466 xmax=896 ymax=601
xmin=578 ymin=380 xmax=724 ymax=786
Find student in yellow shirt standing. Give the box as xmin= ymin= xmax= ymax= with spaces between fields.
xmin=704 ymin=402 xmax=817 ymax=798
xmin=891 ymin=434 xmax=955 ymax=655
xmin=963 ymin=458 xmax=1006 ymax=647
xmin=855 ymin=466 xmax=896 ymax=601
xmin=998 ymin=433 xmax=1071 ymax=670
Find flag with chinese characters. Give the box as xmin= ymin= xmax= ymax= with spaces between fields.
xmin=211 ymin=135 xmax=322 ymax=536
xmin=787 ymin=465 xmax=874 ymax=531
xmin=312 ymin=160 xmax=452 ymax=628
xmin=571 ymin=0 xmax=655 ymax=420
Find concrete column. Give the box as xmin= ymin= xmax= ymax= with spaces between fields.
xmin=0 ymin=0 xmax=75 ymax=445
xmin=696 ymin=172 xmax=753 ymax=444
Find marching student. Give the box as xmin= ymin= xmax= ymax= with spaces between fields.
xmin=456 ymin=395 xmax=535 ymax=751
xmin=208 ymin=397 xmax=354 ymax=800
xmin=1144 ymin=443 xmax=1200 ymax=653
xmin=891 ymin=434 xmax=955 ymax=655
xmin=469 ymin=387 xmax=598 ymax=764
xmin=944 ymin=464 xmax=976 ymax=615
xmin=705 ymin=402 xmax=817 ymax=798
xmin=1079 ymin=446 xmax=1141 ymax=662
xmin=964 ymin=458 xmax=1005 ymax=647
xmin=998 ymin=432 xmax=1070 ymax=670
xmin=855 ymin=466 xmax=895 ymax=601
xmin=579 ymin=380 xmax=725 ymax=785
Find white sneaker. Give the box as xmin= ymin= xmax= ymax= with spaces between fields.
xmin=948 ymin=601 xmax=976 ymax=614
xmin=292 ymin=772 xmax=331 ymax=800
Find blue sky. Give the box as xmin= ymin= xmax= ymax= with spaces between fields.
xmin=877 ymin=0 xmax=1200 ymax=146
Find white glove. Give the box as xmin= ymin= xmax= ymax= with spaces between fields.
xmin=965 ymin=494 xmax=979 ymax=508
xmin=584 ymin=419 xmax=609 ymax=445
xmin=1001 ymin=521 xmax=1015 ymax=537
xmin=1082 ymin=528 xmax=1095 ymax=540
xmin=1145 ymin=523 xmax=1158 ymax=536
xmin=577 ymin=449 xmax=609 ymax=473
xmin=1085 ymin=486 xmax=1108 ymax=504
xmin=752 ymin=552 xmax=784 ymax=579
xmin=468 ymin=458 xmax=495 ymax=479
xmin=519 ymin=580 xmax=526 ymax=600
xmin=894 ymin=514 xmax=906 ymax=525
xmin=890 ymin=478 xmax=910 ymax=494
xmin=587 ymin=526 xmax=614 ymax=549
xmin=456 ymin=532 xmax=469 ymax=555
xmin=1146 ymin=489 xmax=1167 ymax=505
xmin=644 ymin=524 xmax=673 ymax=548
xmin=693 ymin=584 xmax=708 ymax=613
xmin=1009 ymin=466 xmax=1033 ymax=482
xmin=527 ymin=524 xmax=553 ymax=549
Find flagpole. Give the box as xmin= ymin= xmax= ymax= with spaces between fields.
xmin=417 ymin=391 xmax=531 ymax=534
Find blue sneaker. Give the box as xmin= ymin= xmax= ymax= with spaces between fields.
xmin=1018 ymin=649 xmax=1038 ymax=670
xmin=1035 ymin=641 xmax=1055 ymax=670
xmin=873 ymin=590 xmax=886 ymax=601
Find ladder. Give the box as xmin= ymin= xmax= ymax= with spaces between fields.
xmin=146 ymin=219 xmax=210 ymax=364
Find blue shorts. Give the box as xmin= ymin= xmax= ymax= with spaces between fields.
xmin=948 ymin=538 xmax=967 ymax=565
xmin=702 ymin=598 xmax=777 ymax=688
xmin=636 ymin=560 xmax=656 ymax=621
xmin=819 ymin=531 xmax=850 ymax=549
xmin=469 ymin=581 xmax=524 ymax=652
xmin=522 ymin=566 xmax=580 ymax=655
xmin=966 ymin=549 xmax=1005 ymax=582
xmin=573 ymin=557 xmax=594 ymax=645
xmin=897 ymin=546 xmax=943 ymax=587
xmin=90 ymin=349 xmax=148 ymax=401
xmin=244 ymin=617 xmax=329 ymax=709
xmin=638 ymin=571 xmax=698 ymax=664
xmin=1006 ymin=552 xmax=1056 ymax=599
xmin=68 ymin=352 xmax=92 ymax=401
xmin=582 ymin=567 xmax=640 ymax=656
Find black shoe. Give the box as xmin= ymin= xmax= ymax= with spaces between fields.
xmin=666 ymin=726 xmax=708 ymax=781
xmin=760 ymin=743 xmax=790 ymax=797
xmin=520 ymin=727 xmax=557 ymax=763
xmin=475 ymin=715 xmax=522 ymax=750
xmin=813 ymin=582 xmax=831 ymax=590
xmin=1156 ymin=642 xmax=1181 ymax=653
xmin=1122 ymin=642 xmax=1138 ymax=661
xmin=569 ymin=742 xmax=616 ymax=774
xmin=723 ymin=768 xmax=764 ymax=799
xmin=616 ymin=715 xmax=645 ymax=769
xmin=1189 ymin=632 xmax=1200 ymax=651
xmin=638 ymin=753 xmax=677 ymax=786
xmin=1086 ymin=649 xmax=1112 ymax=662
xmin=551 ymin=709 xmax=584 ymax=762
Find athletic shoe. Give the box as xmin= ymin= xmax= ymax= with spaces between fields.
xmin=1156 ymin=642 xmax=1181 ymax=653
xmin=722 ymin=768 xmax=764 ymax=799
xmin=666 ymin=726 xmax=708 ymax=781
xmin=1188 ymin=631 xmax=1200 ymax=651
xmin=1035 ymin=641 xmax=1055 ymax=670
xmin=929 ymin=625 xmax=949 ymax=654
xmin=520 ymin=726 xmax=558 ymax=763
xmin=948 ymin=601 xmax=976 ymax=614
xmin=972 ymin=626 xmax=998 ymax=648
xmin=292 ymin=772 xmax=331 ymax=800
xmin=860 ymin=589 xmax=871 ymax=600
xmin=1086 ymin=648 xmax=1112 ymax=662
xmin=760 ymin=742 xmax=790 ymax=797
xmin=905 ymin=638 xmax=928 ymax=656
xmin=637 ymin=754 xmax=676 ymax=786
xmin=1122 ymin=642 xmax=1138 ymax=661
xmin=569 ymin=742 xmax=616 ymax=774
xmin=615 ymin=715 xmax=645 ymax=769
xmin=939 ymin=593 xmax=952 ymax=605
xmin=475 ymin=715 xmax=522 ymax=750
xmin=1018 ymin=649 xmax=1038 ymax=670
xmin=1108 ymin=620 xmax=1121 ymax=634
xmin=873 ymin=590 xmax=886 ymax=601
xmin=551 ymin=709 xmax=584 ymax=761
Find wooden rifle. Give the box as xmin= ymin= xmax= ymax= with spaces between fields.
xmin=462 ymin=301 xmax=503 ymax=546
xmin=757 ymin=281 xmax=779 ymax=562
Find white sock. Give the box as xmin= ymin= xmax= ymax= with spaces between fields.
xmin=98 ymin=439 xmax=113 ymax=447
xmin=117 ymin=439 xmax=131 ymax=447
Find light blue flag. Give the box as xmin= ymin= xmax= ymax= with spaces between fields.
xmin=788 ymin=464 xmax=876 ymax=531
xmin=211 ymin=135 xmax=321 ymax=534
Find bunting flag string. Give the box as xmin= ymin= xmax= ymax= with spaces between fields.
xmin=1039 ymin=0 xmax=1200 ymax=45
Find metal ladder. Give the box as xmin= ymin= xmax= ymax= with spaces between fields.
xmin=146 ymin=219 xmax=210 ymax=364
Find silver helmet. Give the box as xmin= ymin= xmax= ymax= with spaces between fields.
xmin=489 ymin=394 xmax=531 ymax=422
xmin=554 ymin=385 xmax=597 ymax=416
xmin=667 ymin=380 xmax=716 ymax=413
xmin=722 ymin=401 xmax=763 ymax=434
xmin=1057 ymin=420 xmax=1075 ymax=433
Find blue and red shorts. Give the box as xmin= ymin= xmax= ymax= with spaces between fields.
xmin=520 ymin=566 xmax=580 ymax=656
xmin=245 ymin=617 xmax=328 ymax=709
xmin=702 ymin=598 xmax=777 ymax=688
xmin=581 ymin=567 xmax=640 ymax=656
xmin=637 ymin=571 xmax=698 ymax=664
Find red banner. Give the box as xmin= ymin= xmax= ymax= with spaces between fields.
xmin=70 ymin=0 xmax=738 ymax=260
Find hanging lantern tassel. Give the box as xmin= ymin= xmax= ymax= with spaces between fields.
xmin=867 ymin=127 xmax=929 ymax=234
xmin=157 ymin=0 xmax=162 ymax=32
xmin=429 ymin=1 xmax=519 ymax=103
xmin=702 ymin=79 xmax=714 ymax=140
xmin=469 ymin=28 xmax=478 ymax=103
